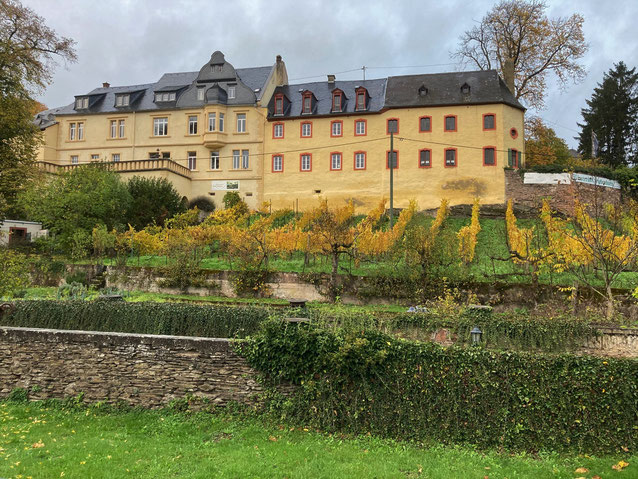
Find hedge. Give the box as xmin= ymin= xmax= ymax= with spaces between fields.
xmin=240 ymin=322 xmax=638 ymax=453
xmin=1 ymin=300 xmax=269 ymax=338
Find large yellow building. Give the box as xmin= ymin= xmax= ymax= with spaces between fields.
xmin=35 ymin=51 xmax=525 ymax=211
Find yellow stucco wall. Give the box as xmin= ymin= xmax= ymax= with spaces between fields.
xmin=262 ymin=104 xmax=525 ymax=212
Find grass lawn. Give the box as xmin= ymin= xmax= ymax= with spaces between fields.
xmin=0 ymin=401 xmax=635 ymax=479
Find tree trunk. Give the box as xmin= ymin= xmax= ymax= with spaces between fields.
xmin=330 ymin=252 xmax=339 ymax=301
xmin=606 ymin=283 xmax=615 ymax=320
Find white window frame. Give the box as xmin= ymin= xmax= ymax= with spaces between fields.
xmin=77 ymin=122 xmax=84 ymax=140
xmin=236 ymin=113 xmax=246 ymax=133
xmin=188 ymin=115 xmax=198 ymax=135
xmin=69 ymin=123 xmax=76 ymax=141
xmin=118 ymin=119 xmax=125 ymax=138
xmin=331 ymin=121 xmax=342 ymax=137
xmin=355 ymin=120 xmax=366 ymax=135
xmin=331 ymin=153 xmax=342 ymax=170
xmin=301 ymin=122 xmax=312 ymax=137
xmin=219 ymin=113 xmax=224 ymax=132
xmin=210 ymin=151 xmax=220 ymax=170
xmin=228 ymin=86 xmax=236 ymax=99
xmin=241 ymin=150 xmax=249 ymax=169
xmin=153 ymin=117 xmax=168 ymax=136
xmin=272 ymin=155 xmax=283 ymax=172
xmin=112 ymin=153 xmax=120 ymax=162
xmin=197 ymin=88 xmax=205 ymax=101
xmin=188 ymin=152 xmax=197 ymax=170
xmin=110 ymin=120 xmax=117 ymax=139
xmin=232 ymin=150 xmax=240 ymax=169
xmin=71 ymin=155 xmax=79 ymax=164
xmin=208 ymin=113 xmax=216 ymax=131
xmin=355 ymin=152 xmax=366 ymax=170
xmin=91 ymin=154 xmax=100 ymax=161
xmin=301 ymin=154 xmax=311 ymax=171
xmin=274 ymin=123 xmax=283 ymax=138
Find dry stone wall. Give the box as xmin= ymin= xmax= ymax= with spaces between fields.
xmin=0 ymin=326 xmax=262 ymax=407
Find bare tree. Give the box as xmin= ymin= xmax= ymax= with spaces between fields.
xmin=453 ymin=0 xmax=587 ymax=109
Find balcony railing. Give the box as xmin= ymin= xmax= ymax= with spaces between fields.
xmin=37 ymin=159 xmax=192 ymax=179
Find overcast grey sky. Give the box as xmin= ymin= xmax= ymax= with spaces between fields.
xmin=22 ymin=0 xmax=638 ymax=148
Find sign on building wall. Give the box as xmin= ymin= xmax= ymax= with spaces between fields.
xmin=211 ymin=180 xmax=240 ymax=191
xmin=572 ymin=173 xmax=621 ymax=190
xmin=523 ymin=173 xmax=571 ymax=185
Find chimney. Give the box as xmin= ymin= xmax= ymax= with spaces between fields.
xmin=276 ymin=55 xmax=282 ymax=63
xmin=327 ymin=74 xmax=336 ymax=84
xmin=102 ymin=82 xmax=110 ymax=88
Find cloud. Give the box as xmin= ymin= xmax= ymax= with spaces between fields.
xmin=22 ymin=0 xmax=638 ymax=148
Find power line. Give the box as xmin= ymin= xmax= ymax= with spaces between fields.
xmin=289 ymin=62 xmax=461 ymax=82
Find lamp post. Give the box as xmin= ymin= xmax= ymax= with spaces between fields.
xmin=388 ymin=120 xmax=398 ymax=228
xmin=470 ymin=326 xmax=482 ymax=346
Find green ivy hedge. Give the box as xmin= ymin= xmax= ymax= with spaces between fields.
xmin=240 ymin=322 xmax=638 ymax=453
xmin=1 ymin=300 xmax=269 ymax=338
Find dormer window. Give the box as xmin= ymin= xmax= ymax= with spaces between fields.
xmin=155 ymin=92 xmax=176 ymax=102
xmin=332 ymin=90 xmax=343 ymax=113
xmin=228 ymin=85 xmax=236 ymax=99
xmin=302 ymin=92 xmax=312 ymax=114
xmin=274 ymin=94 xmax=284 ymax=115
xmin=197 ymin=87 xmax=205 ymax=101
xmin=115 ymin=94 xmax=130 ymax=107
xmin=418 ymin=84 xmax=428 ymax=96
xmin=355 ymin=87 xmax=368 ymax=111
xmin=75 ymin=97 xmax=88 ymax=109
xmin=461 ymin=83 xmax=471 ymax=95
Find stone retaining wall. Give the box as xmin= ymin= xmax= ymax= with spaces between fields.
xmin=0 ymin=326 xmax=262 ymax=407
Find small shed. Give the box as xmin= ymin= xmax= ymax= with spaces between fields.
xmin=0 ymin=220 xmax=48 ymax=246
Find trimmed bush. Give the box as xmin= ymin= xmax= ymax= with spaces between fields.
xmin=1 ymin=300 xmax=269 ymax=338
xmin=241 ymin=322 xmax=638 ymax=453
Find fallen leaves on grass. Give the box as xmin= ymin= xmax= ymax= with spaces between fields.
xmin=31 ymin=440 xmax=45 ymax=449
xmin=612 ymin=460 xmax=629 ymax=471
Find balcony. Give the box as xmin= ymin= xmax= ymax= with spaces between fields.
xmin=37 ymin=159 xmax=192 ymax=179
xmin=202 ymin=131 xmax=228 ymax=149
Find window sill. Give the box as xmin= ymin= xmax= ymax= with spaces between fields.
xmin=106 ymin=137 xmax=127 ymax=141
xmin=233 ymin=132 xmax=249 ymax=135
xmin=149 ymin=135 xmax=171 ymax=138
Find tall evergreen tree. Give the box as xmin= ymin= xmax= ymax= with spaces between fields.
xmin=577 ymin=62 xmax=638 ymax=167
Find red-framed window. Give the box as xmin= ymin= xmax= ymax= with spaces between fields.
xmin=355 ymin=87 xmax=367 ymax=111
xmin=483 ymin=113 xmax=496 ymax=131
xmin=444 ymin=148 xmax=457 ymax=167
xmin=302 ymin=92 xmax=313 ymax=114
xmin=330 ymin=151 xmax=342 ymax=171
xmin=419 ymin=149 xmax=432 ymax=168
xmin=272 ymin=122 xmax=284 ymax=139
xmin=354 ymin=119 xmax=367 ymax=136
xmin=419 ymin=116 xmax=432 ymax=132
xmin=444 ymin=115 xmax=457 ymax=132
xmin=300 ymin=153 xmax=312 ymax=172
xmin=386 ymin=150 xmax=399 ymax=169
xmin=300 ymin=121 xmax=312 ymax=138
xmin=332 ymin=90 xmax=344 ymax=112
xmin=330 ymin=120 xmax=343 ymax=138
xmin=483 ymin=146 xmax=496 ymax=166
xmin=510 ymin=128 xmax=519 ymax=139
xmin=272 ymin=154 xmax=284 ymax=172
xmin=386 ymin=118 xmax=399 ymax=134
xmin=274 ymin=94 xmax=284 ymax=115
xmin=354 ymin=151 xmax=366 ymax=170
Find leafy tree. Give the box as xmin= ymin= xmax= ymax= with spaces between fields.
xmin=0 ymin=247 xmax=29 ymax=297
xmin=20 ymin=164 xmax=131 ymax=254
xmin=223 ymin=191 xmax=248 ymax=215
xmin=453 ymin=0 xmax=587 ymax=109
xmin=0 ymin=0 xmax=76 ymax=217
xmin=577 ymin=62 xmax=638 ymax=168
xmin=525 ymin=116 xmax=571 ymax=166
xmin=125 ymin=176 xmax=185 ymax=229
xmin=188 ymin=196 xmax=216 ymax=213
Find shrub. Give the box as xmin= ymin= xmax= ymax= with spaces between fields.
xmin=0 ymin=248 xmax=30 ymax=297
xmin=240 ymin=323 xmax=638 ymax=453
xmin=1 ymin=300 xmax=270 ymax=339
xmin=189 ymin=196 xmax=216 ymax=213
xmin=223 ymin=192 xmax=248 ymax=215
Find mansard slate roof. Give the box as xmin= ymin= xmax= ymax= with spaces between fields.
xmin=36 ymin=51 xmax=274 ymax=122
xmin=268 ymin=79 xmax=388 ymax=118
xmin=384 ymin=70 xmax=525 ymax=111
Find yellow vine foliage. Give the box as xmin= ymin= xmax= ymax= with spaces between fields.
xmin=540 ymin=199 xmax=590 ymax=271
xmin=457 ymin=198 xmax=481 ymax=264
xmin=356 ymin=200 xmax=416 ymax=257
xmin=420 ymin=199 xmax=449 ymax=253
xmin=505 ymin=200 xmax=535 ymax=262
